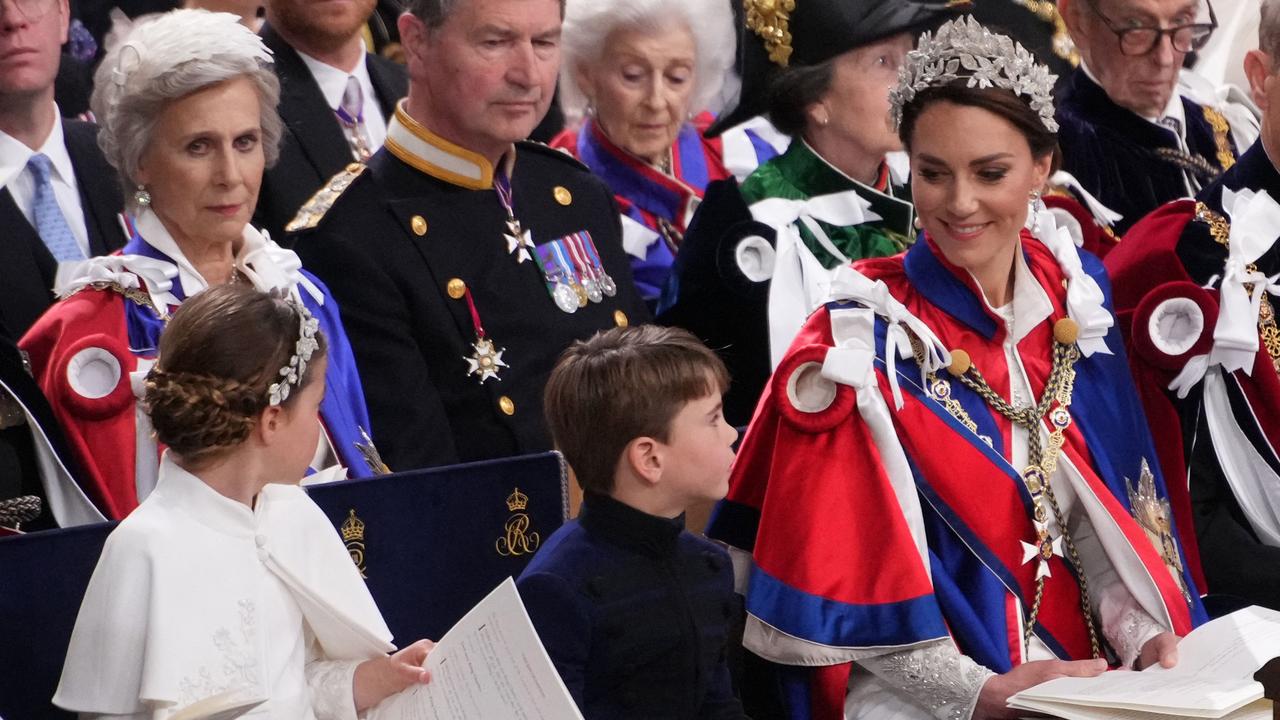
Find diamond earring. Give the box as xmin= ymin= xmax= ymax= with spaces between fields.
xmin=134 ymin=185 xmax=151 ymax=207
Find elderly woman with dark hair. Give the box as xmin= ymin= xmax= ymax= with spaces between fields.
xmin=661 ymin=0 xmax=956 ymax=426
xmin=550 ymin=0 xmax=736 ymax=303
xmin=21 ymin=10 xmax=381 ymax=524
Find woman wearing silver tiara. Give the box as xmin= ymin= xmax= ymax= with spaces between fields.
xmin=705 ymin=17 xmax=1206 ymax=719
xmin=54 ymin=284 xmax=433 ymax=717
xmin=20 ymin=10 xmax=381 ymax=525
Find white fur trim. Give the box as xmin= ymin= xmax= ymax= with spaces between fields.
xmin=734 ymin=235 xmax=775 ymax=282
xmin=66 ymin=347 xmax=123 ymax=400
xmin=785 ymin=361 xmax=837 ymax=413
xmin=1148 ymin=296 xmax=1205 ymax=356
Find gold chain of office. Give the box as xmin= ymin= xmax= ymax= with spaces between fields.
xmin=915 ymin=319 xmax=1101 ymax=658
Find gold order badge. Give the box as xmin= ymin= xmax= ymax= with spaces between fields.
xmin=496 ymin=487 xmax=541 ymax=557
xmin=1125 ymin=459 xmax=1192 ymax=604
xmin=342 ymin=509 xmax=368 ymax=578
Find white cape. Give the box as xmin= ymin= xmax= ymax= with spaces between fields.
xmin=54 ymin=453 xmax=393 ymax=714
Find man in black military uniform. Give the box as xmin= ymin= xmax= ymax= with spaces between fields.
xmin=256 ymin=0 xmax=407 ymax=240
xmin=289 ymin=0 xmax=648 ymax=472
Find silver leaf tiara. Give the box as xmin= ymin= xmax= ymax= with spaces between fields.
xmin=889 ymin=15 xmax=1059 ymax=133
xmin=267 ymin=303 xmax=321 ymax=407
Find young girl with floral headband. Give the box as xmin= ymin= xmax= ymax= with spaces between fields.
xmin=708 ymin=16 xmax=1206 ymax=720
xmin=54 ymin=284 xmax=432 ymax=718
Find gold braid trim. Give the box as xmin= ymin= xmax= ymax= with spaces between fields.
xmin=65 ymin=281 xmax=168 ymax=320
xmin=1195 ymin=202 xmax=1280 ymax=376
xmin=1202 ymin=107 xmax=1237 ymax=172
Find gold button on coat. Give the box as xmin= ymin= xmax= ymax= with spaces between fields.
xmin=553 ymin=186 xmax=572 ymax=206
xmin=446 ymin=278 xmax=466 ymax=299
xmin=410 ymin=215 xmax=428 ymax=236
xmin=499 ymin=396 xmax=516 ymax=415
xmin=613 ymin=310 xmax=629 ymax=328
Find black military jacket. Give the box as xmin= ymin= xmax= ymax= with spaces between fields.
xmin=290 ymin=106 xmax=649 ymax=471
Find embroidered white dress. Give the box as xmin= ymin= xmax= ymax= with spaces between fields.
xmin=54 ymin=453 xmax=395 ymax=719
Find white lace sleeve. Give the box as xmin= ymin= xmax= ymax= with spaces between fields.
xmin=856 ymin=640 xmax=995 ymax=720
xmin=1068 ymin=507 xmax=1166 ymax=668
xmin=306 ymin=633 xmax=362 ymax=720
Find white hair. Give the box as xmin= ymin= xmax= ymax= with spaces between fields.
xmin=558 ymin=0 xmax=737 ymax=125
xmin=1263 ymin=0 xmax=1280 ymax=61
xmin=90 ymin=9 xmax=282 ymax=202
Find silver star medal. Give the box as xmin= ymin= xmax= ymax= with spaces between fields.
xmin=465 ymin=337 xmax=508 ymax=383
xmin=1021 ymin=520 xmax=1064 ymax=580
xmin=504 ymin=218 xmax=534 ymax=263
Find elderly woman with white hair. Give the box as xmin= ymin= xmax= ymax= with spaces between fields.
xmin=20 ymin=10 xmax=382 ymax=524
xmin=550 ymin=0 xmax=736 ymax=303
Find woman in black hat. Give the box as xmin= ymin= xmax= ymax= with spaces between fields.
xmin=660 ymin=0 xmax=958 ymax=427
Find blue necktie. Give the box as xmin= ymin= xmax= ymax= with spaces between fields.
xmin=27 ymin=153 xmax=85 ymax=262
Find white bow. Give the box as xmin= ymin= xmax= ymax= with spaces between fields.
xmin=750 ymin=191 xmax=881 ymax=368
xmin=54 ymin=255 xmax=181 ymax=312
xmin=825 ymin=264 xmax=948 ymax=409
xmin=1049 ymin=171 xmax=1124 ymax=228
xmin=1030 ymin=207 xmax=1114 ymax=357
xmin=1211 ymin=188 xmax=1280 ymax=375
xmin=237 ymin=228 xmax=325 ymax=306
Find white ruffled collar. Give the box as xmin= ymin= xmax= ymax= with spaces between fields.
xmin=56 ymin=211 xmax=324 ymax=309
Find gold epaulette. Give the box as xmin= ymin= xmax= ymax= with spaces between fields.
xmin=285 ymin=163 xmax=367 ymax=233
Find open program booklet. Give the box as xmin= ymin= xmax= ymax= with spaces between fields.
xmin=173 ymin=577 xmax=581 ymax=720
xmin=369 ymin=576 xmax=583 ymax=720
xmin=1009 ymin=606 xmax=1280 ymax=720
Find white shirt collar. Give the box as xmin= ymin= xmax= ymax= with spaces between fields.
xmin=1080 ymin=61 xmax=1186 ymax=137
xmin=974 ymin=242 xmax=1053 ymax=344
xmin=0 ymin=107 xmax=72 ymax=190
xmin=296 ymin=40 xmax=373 ymax=112
xmin=128 ymin=208 xmax=326 ymax=310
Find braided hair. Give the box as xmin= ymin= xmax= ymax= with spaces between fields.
xmin=143 ymin=284 xmax=328 ymax=464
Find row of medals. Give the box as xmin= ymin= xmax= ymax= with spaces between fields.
xmin=506 ymin=215 xmax=618 ymax=314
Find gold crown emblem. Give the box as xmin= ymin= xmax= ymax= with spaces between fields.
xmin=341 ymin=508 xmax=366 ymax=542
xmin=506 ymin=487 xmax=528 ymax=512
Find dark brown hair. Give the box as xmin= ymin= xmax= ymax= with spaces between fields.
xmin=144 ymin=284 xmax=328 ymax=463
xmin=897 ymin=84 xmax=1062 ymax=171
xmin=764 ymin=60 xmax=836 ymax=137
xmin=544 ymin=325 xmax=729 ymax=494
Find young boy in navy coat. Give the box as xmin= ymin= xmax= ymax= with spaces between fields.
xmin=517 ymin=326 xmax=747 ymax=719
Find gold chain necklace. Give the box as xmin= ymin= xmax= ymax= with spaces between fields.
xmin=933 ymin=319 xmax=1101 ymax=658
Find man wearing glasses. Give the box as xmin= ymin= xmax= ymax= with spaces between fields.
xmin=1058 ymin=0 xmax=1250 ymax=234
xmin=1106 ymin=0 xmax=1280 ymax=612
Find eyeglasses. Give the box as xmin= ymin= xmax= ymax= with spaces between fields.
xmin=1084 ymin=0 xmax=1217 ymax=56
xmin=0 ymin=0 xmax=57 ymax=22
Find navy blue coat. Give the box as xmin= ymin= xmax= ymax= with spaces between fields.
xmin=518 ymin=493 xmax=747 ymax=720
xmin=1056 ymin=68 xmax=1240 ymax=235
